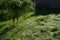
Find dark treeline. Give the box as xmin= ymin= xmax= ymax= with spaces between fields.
xmin=35 ymin=0 xmax=60 ymax=15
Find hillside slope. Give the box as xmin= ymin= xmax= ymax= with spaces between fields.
xmin=0 ymin=14 xmax=60 ymax=40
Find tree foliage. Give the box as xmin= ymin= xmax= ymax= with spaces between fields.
xmin=0 ymin=0 xmax=34 ymax=22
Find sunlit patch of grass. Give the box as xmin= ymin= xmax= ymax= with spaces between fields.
xmin=19 ymin=12 xmax=34 ymax=23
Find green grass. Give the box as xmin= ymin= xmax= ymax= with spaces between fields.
xmin=0 ymin=12 xmax=60 ymax=40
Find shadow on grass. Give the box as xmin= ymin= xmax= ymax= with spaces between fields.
xmin=0 ymin=25 xmax=16 ymax=37
xmin=0 ymin=24 xmax=6 ymax=28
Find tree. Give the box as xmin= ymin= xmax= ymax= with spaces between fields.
xmin=0 ymin=0 xmax=34 ymax=26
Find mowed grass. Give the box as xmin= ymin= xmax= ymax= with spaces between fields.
xmin=0 ymin=12 xmax=60 ymax=40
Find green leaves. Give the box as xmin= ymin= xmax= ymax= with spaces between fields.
xmin=0 ymin=0 xmax=34 ymax=21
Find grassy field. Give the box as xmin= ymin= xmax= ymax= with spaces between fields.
xmin=0 ymin=12 xmax=60 ymax=40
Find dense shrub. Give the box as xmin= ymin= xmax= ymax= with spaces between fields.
xmin=0 ymin=0 xmax=34 ymax=22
